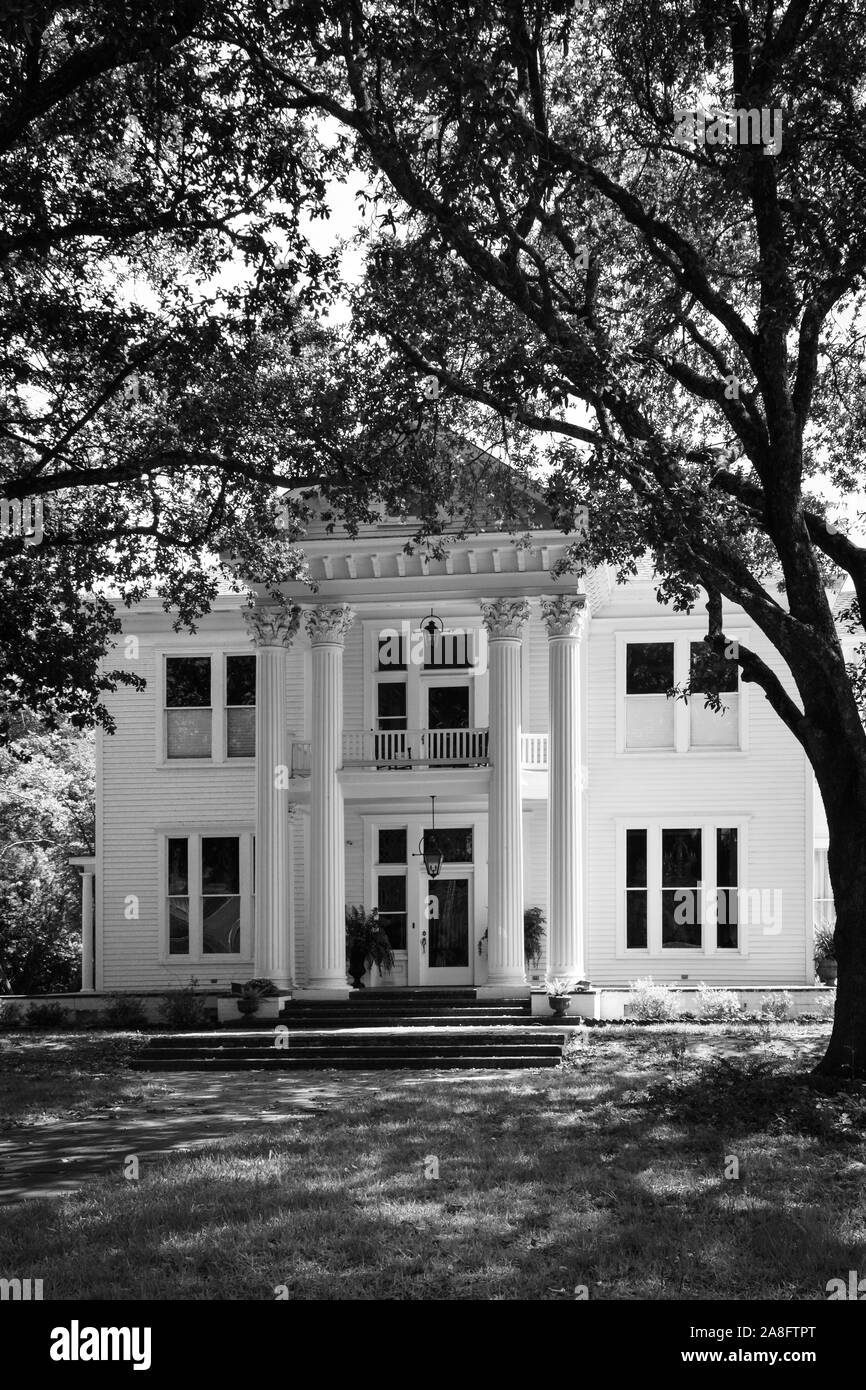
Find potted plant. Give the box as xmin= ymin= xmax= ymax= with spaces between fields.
xmin=814 ymin=922 xmax=837 ymax=985
xmin=234 ymin=978 xmax=279 ymax=1017
xmin=345 ymin=906 xmax=395 ymax=989
xmin=524 ymin=907 xmax=546 ymax=969
xmin=545 ymin=975 xmax=593 ymax=1016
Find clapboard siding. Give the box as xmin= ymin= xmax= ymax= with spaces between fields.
xmin=585 ymin=600 xmax=810 ymax=986
xmin=99 ymin=635 xmax=256 ymax=990
xmin=525 ymin=617 xmax=549 ymax=734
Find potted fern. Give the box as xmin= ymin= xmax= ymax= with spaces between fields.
xmin=345 ymin=906 xmax=395 ymax=989
xmin=814 ymin=922 xmax=837 ymax=985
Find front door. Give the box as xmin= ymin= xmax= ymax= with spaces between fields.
xmin=420 ymin=875 xmax=473 ymax=985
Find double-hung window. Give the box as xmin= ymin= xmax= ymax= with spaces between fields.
xmin=164 ymin=832 xmax=253 ymax=960
xmin=163 ymin=653 xmax=256 ymax=762
xmin=619 ymin=634 xmax=743 ymax=752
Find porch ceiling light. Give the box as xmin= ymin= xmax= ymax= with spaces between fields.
xmin=421 ymin=608 xmax=444 ymax=639
xmin=416 ymin=794 xmax=443 ymax=878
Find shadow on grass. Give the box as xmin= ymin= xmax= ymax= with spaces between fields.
xmin=1 ymin=1047 xmax=864 ymax=1300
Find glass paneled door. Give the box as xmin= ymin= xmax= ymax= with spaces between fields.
xmin=421 ymin=875 xmax=473 ymax=985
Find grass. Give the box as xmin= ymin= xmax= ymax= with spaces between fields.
xmin=0 ymin=1030 xmax=159 ymax=1125
xmin=1 ymin=1023 xmax=865 ymax=1300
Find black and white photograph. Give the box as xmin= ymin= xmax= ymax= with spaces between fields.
xmin=0 ymin=0 xmax=865 ymax=1352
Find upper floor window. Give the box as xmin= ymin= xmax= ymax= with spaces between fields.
xmin=163 ymin=653 xmax=256 ymax=762
xmin=166 ymin=657 xmax=211 ymax=759
xmin=620 ymin=635 xmax=742 ymax=753
xmin=226 ymin=655 xmax=256 ymax=758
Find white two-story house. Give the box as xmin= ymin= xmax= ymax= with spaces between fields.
xmin=83 ymin=504 xmax=823 ymax=1000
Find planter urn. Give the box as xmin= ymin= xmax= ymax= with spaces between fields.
xmin=548 ymin=995 xmax=571 ymax=1016
xmin=817 ymin=959 xmax=838 ymax=985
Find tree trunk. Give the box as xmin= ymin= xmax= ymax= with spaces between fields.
xmin=814 ymin=797 xmax=866 ymax=1077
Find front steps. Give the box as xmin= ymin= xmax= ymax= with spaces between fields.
xmin=134 ymin=991 xmax=567 ymax=1071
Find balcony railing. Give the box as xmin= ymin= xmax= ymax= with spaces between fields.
xmin=290 ymin=730 xmax=549 ymax=774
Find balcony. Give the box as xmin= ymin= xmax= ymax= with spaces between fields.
xmin=290 ymin=729 xmax=549 ymax=774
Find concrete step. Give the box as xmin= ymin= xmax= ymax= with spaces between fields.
xmin=135 ymin=1055 xmax=562 ymax=1072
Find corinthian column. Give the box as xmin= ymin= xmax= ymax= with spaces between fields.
xmin=481 ymin=598 xmax=530 ymax=991
xmin=541 ymin=594 xmax=588 ymax=979
xmin=244 ymin=602 xmax=301 ymax=990
xmin=306 ymin=604 xmax=354 ymax=991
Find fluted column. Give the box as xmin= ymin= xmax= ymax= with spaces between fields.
xmin=481 ymin=598 xmax=530 ymax=990
xmin=244 ymin=602 xmax=300 ymax=989
xmin=306 ymin=605 xmax=354 ymax=990
xmin=541 ymin=595 xmax=588 ymax=979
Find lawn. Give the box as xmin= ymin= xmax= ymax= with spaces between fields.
xmin=1 ymin=1023 xmax=865 ymax=1300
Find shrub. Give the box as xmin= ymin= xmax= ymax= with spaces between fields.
xmin=628 ymin=977 xmax=679 ymax=1022
xmin=0 ymin=999 xmax=22 ymax=1028
xmin=695 ymin=984 xmax=744 ymax=1023
xmin=26 ymin=1000 xmax=69 ymax=1028
xmin=101 ymin=993 xmax=148 ymax=1030
xmin=759 ymin=992 xmax=793 ymax=1022
xmin=159 ymin=978 xmax=210 ymax=1030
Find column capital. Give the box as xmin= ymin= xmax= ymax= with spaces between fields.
xmin=480 ymin=597 xmax=530 ymax=639
xmin=540 ymin=594 xmax=588 ymax=640
xmin=243 ymin=602 xmax=301 ymax=648
xmin=306 ymin=604 xmax=355 ymax=646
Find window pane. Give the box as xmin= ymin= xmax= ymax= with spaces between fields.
xmin=377 ymin=914 xmax=407 ymax=951
xmin=166 ymin=656 xmax=211 ymax=707
xmin=428 ymin=685 xmax=470 ymax=729
xmin=427 ymin=878 xmax=469 ymax=967
xmin=690 ymin=695 xmax=739 ymax=747
xmin=717 ymin=828 xmax=738 ymax=886
xmin=377 ymin=875 xmax=407 ymax=913
xmin=378 ymin=828 xmax=407 ymax=864
xmin=424 ymin=632 xmax=471 ymax=669
xmin=626 ymin=830 xmax=647 ymax=887
xmin=625 ymin=696 xmax=675 ymax=749
xmin=690 ymin=642 xmax=738 ymax=694
xmin=377 ymin=681 xmax=407 ymax=728
xmin=662 ymin=829 xmax=701 ymax=886
xmin=202 ymin=837 xmax=239 ymax=895
xmin=166 ymin=708 xmax=212 ymax=758
xmin=202 ymin=895 xmax=241 ymax=953
xmin=377 ymin=874 xmax=407 ymax=951
xmin=426 ymin=827 xmax=473 ymax=863
xmin=226 ymin=654 xmax=256 ymax=706
xmin=378 ymin=632 xmax=408 ymax=670
xmin=716 ymin=890 xmax=739 ymax=949
xmin=227 ymin=706 xmax=255 ymax=757
xmin=169 ymin=899 xmax=189 ymax=954
xmin=626 ymin=892 xmax=648 ymax=949
xmin=626 ymin=643 xmax=674 ymax=695
xmin=168 ymin=838 xmax=188 ymax=895
xmin=662 ymin=889 xmax=702 ymax=947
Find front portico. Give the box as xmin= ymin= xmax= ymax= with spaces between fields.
xmin=245 ymin=576 xmax=589 ymax=998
